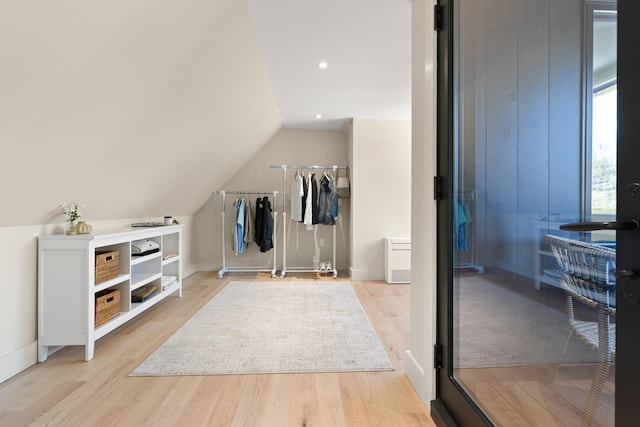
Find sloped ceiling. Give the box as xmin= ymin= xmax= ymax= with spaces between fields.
xmin=0 ymin=0 xmax=282 ymax=227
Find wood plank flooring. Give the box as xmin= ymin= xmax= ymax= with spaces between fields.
xmin=454 ymin=270 xmax=615 ymax=427
xmin=456 ymin=364 xmax=615 ymax=427
xmin=1 ymin=270 xmax=615 ymax=426
xmin=0 ymin=273 xmax=434 ymax=427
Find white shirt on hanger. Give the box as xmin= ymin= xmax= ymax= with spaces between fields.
xmin=290 ymin=173 xmax=304 ymax=222
xmin=304 ymin=173 xmax=314 ymax=230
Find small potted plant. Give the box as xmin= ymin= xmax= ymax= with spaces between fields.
xmin=60 ymin=202 xmax=83 ymax=235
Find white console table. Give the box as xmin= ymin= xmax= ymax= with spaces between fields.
xmin=37 ymin=225 xmax=183 ymax=362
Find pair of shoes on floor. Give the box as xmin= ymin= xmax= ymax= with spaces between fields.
xmin=319 ymin=262 xmax=333 ymax=272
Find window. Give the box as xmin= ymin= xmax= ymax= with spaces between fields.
xmin=591 ymin=83 xmax=616 ymax=215
xmin=586 ymin=6 xmax=617 ymax=219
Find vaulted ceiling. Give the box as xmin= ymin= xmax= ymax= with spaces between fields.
xmin=0 ymin=0 xmax=410 ymax=227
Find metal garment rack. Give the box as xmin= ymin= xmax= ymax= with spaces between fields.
xmin=215 ymin=190 xmax=279 ymax=278
xmin=454 ymin=190 xmax=484 ymax=273
xmin=270 ymin=164 xmax=347 ymax=278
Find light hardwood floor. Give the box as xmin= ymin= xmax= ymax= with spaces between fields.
xmin=457 ymin=364 xmax=614 ymax=427
xmin=455 ymin=270 xmax=615 ymax=427
xmin=0 ymin=273 xmax=435 ymax=427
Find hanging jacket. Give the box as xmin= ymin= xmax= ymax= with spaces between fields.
xmin=318 ymin=174 xmax=337 ymax=225
xmin=231 ymin=199 xmax=239 ymax=254
xmin=255 ymin=197 xmax=264 ymax=248
xmin=236 ymin=198 xmax=245 ymax=254
xmin=329 ymin=175 xmax=338 ymax=219
xmin=304 ymin=173 xmax=318 ymax=230
xmin=243 ymin=198 xmax=254 ymax=251
xmin=260 ymin=196 xmax=274 ymax=252
xmin=300 ymin=175 xmax=308 ymax=222
xmin=311 ymin=173 xmax=319 ymax=225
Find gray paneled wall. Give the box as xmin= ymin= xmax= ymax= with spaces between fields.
xmin=459 ymin=0 xmax=582 ymax=279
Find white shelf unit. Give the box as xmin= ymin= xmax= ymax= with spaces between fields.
xmin=38 ymin=225 xmax=183 ymax=362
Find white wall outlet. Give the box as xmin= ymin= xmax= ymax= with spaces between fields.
xmin=319 ymin=238 xmax=325 ymax=247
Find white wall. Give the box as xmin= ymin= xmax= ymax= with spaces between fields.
xmin=0 ymin=0 xmax=283 ymax=382
xmin=346 ymin=122 xmax=355 ymax=271
xmin=192 ymin=128 xmax=350 ymax=273
xmin=0 ymin=217 xmax=197 ymax=384
xmin=0 ymin=0 xmax=281 ymax=228
xmin=406 ymin=0 xmax=438 ymax=405
xmin=349 ymin=118 xmax=411 ymax=281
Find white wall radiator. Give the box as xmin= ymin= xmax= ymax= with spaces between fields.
xmin=384 ymin=237 xmax=411 ymax=284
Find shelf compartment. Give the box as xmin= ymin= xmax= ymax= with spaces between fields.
xmin=131 ymin=251 xmax=161 ymax=266
xmin=95 ymin=288 xmax=121 ymax=327
xmin=161 ymin=275 xmax=178 ymax=292
xmin=131 ymin=284 xmax=180 ymax=313
xmin=162 ymin=233 xmax=180 ymax=257
xmin=94 ymin=311 xmax=125 ymax=334
xmin=131 ymin=272 xmax=162 ymax=291
xmin=131 ymin=297 xmax=161 ymax=312
xmin=94 ymin=273 xmax=130 ymax=293
xmin=162 ymin=259 xmax=180 ymax=279
xmin=161 ymin=254 xmax=180 ymax=266
xmin=131 ymin=283 xmax=159 ymax=303
xmin=131 ymin=253 xmax=161 ymax=288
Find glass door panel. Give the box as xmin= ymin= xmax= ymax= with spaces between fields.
xmin=449 ymin=1 xmax=616 ymax=425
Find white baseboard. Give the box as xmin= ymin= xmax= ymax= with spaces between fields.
xmin=1 ymin=341 xmax=37 ymax=384
xmin=405 ymin=349 xmax=431 ymax=405
xmin=192 ymin=262 xmax=220 ymax=273
xmin=349 ymin=268 xmax=385 ymax=281
xmin=182 ymin=263 xmax=199 ymax=278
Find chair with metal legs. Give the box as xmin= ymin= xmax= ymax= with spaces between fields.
xmin=544 ymin=234 xmax=616 ymax=427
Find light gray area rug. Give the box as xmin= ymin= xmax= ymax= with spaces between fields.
xmin=456 ymin=275 xmax=599 ymax=368
xmin=130 ymin=281 xmax=393 ymax=376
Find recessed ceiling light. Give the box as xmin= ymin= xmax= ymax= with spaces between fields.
xmin=315 ymin=114 xmax=322 ymax=119
xmin=318 ymin=61 xmax=328 ymax=69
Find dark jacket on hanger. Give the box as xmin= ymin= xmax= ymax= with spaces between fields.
xmin=318 ymin=175 xmax=336 ymax=225
xmin=310 ymin=173 xmax=319 ymax=225
xmin=300 ymin=176 xmax=308 ymax=222
xmin=255 ymin=197 xmax=263 ymax=247
xmin=260 ymin=197 xmax=274 ymax=252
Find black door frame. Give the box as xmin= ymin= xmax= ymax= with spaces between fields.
xmin=431 ymin=0 xmax=491 ymax=425
xmin=615 ymin=0 xmax=640 ymax=425
xmin=432 ymin=0 xmax=639 ymax=425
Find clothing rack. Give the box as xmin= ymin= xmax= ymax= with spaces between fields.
xmin=270 ymin=164 xmax=346 ymax=278
xmin=454 ymin=190 xmax=484 ymax=273
xmin=215 ymin=190 xmax=279 ymax=278
xmin=270 ymin=164 xmax=349 ymax=171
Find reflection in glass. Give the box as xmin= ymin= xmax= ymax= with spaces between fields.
xmin=451 ymin=1 xmax=616 ymax=425
xmin=590 ymin=12 xmax=617 ymax=219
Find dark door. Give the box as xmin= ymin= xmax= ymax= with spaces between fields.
xmin=433 ymin=0 xmax=637 ymax=425
xmin=614 ymin=0 xmax=640 ymax=424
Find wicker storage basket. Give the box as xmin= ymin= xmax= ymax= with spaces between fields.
xmin=95 ymin=288 xmax=120 ymax=327
xmin=95 ymin=250 xmax=119 ymax=284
